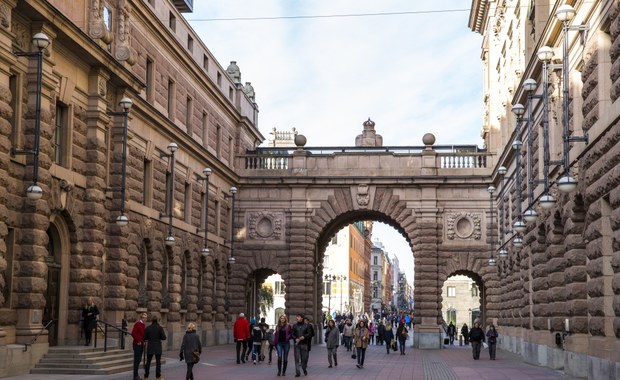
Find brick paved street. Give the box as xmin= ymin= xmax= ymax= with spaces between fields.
xmin=5 ymin=338 xmax=582 ymax=380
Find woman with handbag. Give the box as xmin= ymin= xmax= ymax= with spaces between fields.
xmin=353 ymin=320 xmax=369 ymax=369
xmin=396 ymin=321 xmax=409 ymax=355
xmin=180 ymin=323 xmax=202 ymax=380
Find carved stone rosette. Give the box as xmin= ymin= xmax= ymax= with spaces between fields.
xmin=446 ymin=212 xmax=482 ymax=240
xmin=247 ymin=211 xmax=283 ymax=240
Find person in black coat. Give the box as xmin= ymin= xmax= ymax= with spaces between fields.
xmin=81 ymin=297 xmax=99 ymax=346
xmin=144 ymin=316 xmax=167 ymax=380
xmin=181 ymin=322 xmax=202 ymax=380
xmin=468 ymin=322 xmax=485 ymax=360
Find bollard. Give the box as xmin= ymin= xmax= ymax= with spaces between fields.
xmin=459 ymin=335 xmax=463 ymax=346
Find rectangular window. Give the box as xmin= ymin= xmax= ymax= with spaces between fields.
xmin=169 ymin=12 xmax=176 ymax=31
xmin=323 ymin=282 xmax=331 ymax=295
xmin=447 ymin=286 xmax=456 ymax=297
xmin=217 ymin=72 xmax=222 ymax=86
xmin=275 ymin=281 xmax=286 ymax=295
xmin=146 ymin=58 xmax=154 ymax=103
xmin=203 ymin=55 xmax=209 ymax=71
xmin=201 ymin=190 xmax=207 ymax=232
xmin=9 ymin=73 xmax=21 ymax=147
xmin=228 ymin=86 xmax=233 ymax=100
xmin=184 ymin=181 xmax=191 ymax=223
xmin=215 ymin=200 xmax=221 ymax=237
xmin=201 ymin=112 xmax=208 ymax=146
xmin=229 ymin=136 xmax=234 ymax=166
xmin=373 ymin=256 xmax=378 ymax=265
xmin=142 ymin=159 xmax=152 ymax=206
xmin=167 ymin=79 xmax=175 ymax=118
xmin=165 ymin=170 xmax=173 ymax=217
xmin=186 ymin=96 xmax=193 ymax=134
xmin=373 ymin=271 xmax=378 ymax=281
xmin=54 ymin=102 xmax=69 ymax=167
xmin=216 ymin=125 xmax=221 ymax=158
xmin=187 ymin=35 xmax=193 ymax=52
xmin=2 ymin=228 xmax=15 ymax=306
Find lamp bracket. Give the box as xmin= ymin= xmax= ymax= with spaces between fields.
xmin=568 ymin=134 xmax=588 ymax=144
xmin=10 ymin=148 xmax=35 ymax=156
xmin=548 ymin=63 xmax=563 ymax=71
xmin=14 ymin=50 xmax=38 ymax=58
xmin=549 ymin=159 xmax=563 ymax=166
xmin=567 ymin=25 xmax=589 ymax=32
xmin=107 ymin=111 xmax=128 ymax=117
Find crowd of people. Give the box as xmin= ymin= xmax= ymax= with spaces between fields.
xmin=127 ymin=311 xmax=500 ymax=379
xmin=231 ymin=311 xmax=416 ymax=376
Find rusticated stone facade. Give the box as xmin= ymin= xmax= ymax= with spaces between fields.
xmin=0 ymin=0 xmax=260 ymax=376
xmin=471 ymin=0 xmax=620 ymax=378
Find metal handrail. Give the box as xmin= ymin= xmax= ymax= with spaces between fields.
xmin=95 ymin=319 xmax=130 ymax=352
xmin=24 ymin=319 xmax=56 ymax=352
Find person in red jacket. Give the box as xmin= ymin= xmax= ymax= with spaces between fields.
xmin=233 ymin=313 xmax=251 ymax=364
xmin=131 ymin=312 xmax=147 ymax=380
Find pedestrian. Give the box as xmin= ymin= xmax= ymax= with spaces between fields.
xmin=384 ymin=322 xmax=394 ymax=354
xmin=233 ymin=313 xmax=250 ymax=364
xmin=251 ymin=319 xmax=263 ymax=364
xmin=259 ymin=317 xmax=269 ymax=362
xmin=143 ymin=315 xmax=167 ymax=380
xmin=265 ymin=326 xmax=275 ymax=364
xmin=469 ymin=321 xmax=485 ymax=360
xmin=447 ymin=322 xmax=456 ymax=345
xmin=376 ymin=319 xmax=385 ymax=345
xmin=81 ymin=297 xmax=99 ymax=346
xmin=342 ymin=319 xmax=354 ymax=351
xmin=353 ymin=320 xmax=369 ymax=368
xmin=396 ymin=321 xmax=408 ymax=355
xmin=461 ymin=323 xmax=470 ymax=345
xmin=273 ymin=314 xmax=292 ymax=376
xmin=368 ymin=322 xmax=375 ymax=344
xmin=292 ymin=313 xmax=311 ymax=377
xmin=131 ymin=312 xmax=147 ymax=380
xmin=180 ymin=322 xmax=201 ymax=380
xmin=304 ymin=317 xmax=315 ymax=352
xmin=486 ymin=324 xmax=499 ymax=360
xmin=325 ymin=319 xmax=339 ymax=368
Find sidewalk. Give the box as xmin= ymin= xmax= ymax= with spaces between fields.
xmin=4 ymin=340 xmax=581 ymax=380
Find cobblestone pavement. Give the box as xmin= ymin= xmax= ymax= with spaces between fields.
xmin=6 ymin=339 xmax=582 ymax=380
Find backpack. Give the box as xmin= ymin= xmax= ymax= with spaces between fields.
xmin=266 ymin=329 xmax=275 ymax=345
xmin=252 ymin=327 xmax=263 ymax=342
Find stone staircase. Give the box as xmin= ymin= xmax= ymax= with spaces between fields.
xmin=31 ymin=346 xmax=141 ymax=375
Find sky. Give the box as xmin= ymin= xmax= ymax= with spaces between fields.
xmin=187 ymin=1 xmax=484 ymax=284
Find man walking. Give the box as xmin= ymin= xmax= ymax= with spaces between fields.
xmin=143 ymin=315 xmax=167 ymax=380
xmin=469 ymin=321 xmax=485 ymax=360
xmin=131 ymin=312 xmax=147 ymax=380
xmin=233 ymin=313 xmax=250 ymax=364
xmin=292 ymin=314 xmax=311 ymax=377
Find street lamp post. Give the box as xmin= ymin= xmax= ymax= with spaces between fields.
xmin=107 ymin=97 xmax=133 ymax=226
xmin=11 ymin=33 xmax=50 ymax=200
xmin=161 ymin=142 xmax=178 ymax=246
